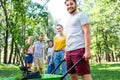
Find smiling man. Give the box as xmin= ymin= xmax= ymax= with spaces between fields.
xmin=64 ymin=0 xmax=92 ymax=80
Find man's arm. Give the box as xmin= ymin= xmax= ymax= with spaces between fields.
xmin=82 ymin=24 xmax=91 ymax=60
xmin=43 ymin=46 xmax=47 ymax=59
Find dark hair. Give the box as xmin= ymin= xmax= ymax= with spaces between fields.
xmin=57 ymin=24 xmax=63 ymax=28
xmin=47 ymin=40 xmax=53 ymax=43
xmin=39 ymin=34 xmax=44 ymax=37
xmin=64 ymin=0 xmax=76 ymax=4
xmin=47 ymin=40 xmax=54 ymax=47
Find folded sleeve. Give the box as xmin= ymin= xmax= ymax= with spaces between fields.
xmin=80 ymin=12 xmax=89 ymax=26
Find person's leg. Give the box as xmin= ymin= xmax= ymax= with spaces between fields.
xmin=46 ymin=64 xmax=51 ymax=73
xmin=54 ymin=51 xmax=60 ymax=74
xmin=70 ymin=74 xmax=79 ymax=80
xmin=82 ymin=74 xmax=92 ymax=80
xmin=33 ymin=57 xmax=37 ymax=72
xmin=66 ymin=51 xmax=78 ymax=80
xmin=25 ymin=54 xmax=30 ymax=69
xmin=27 ymin=54 xmax=33 ymax=71
xmin=39 ymin=58 xmax=43 ymax=74
xmin=27 ymin=63 xmax=29 ymax=67
xmin=71 ymin=48 xmax=91 ymax=80
xmin=29 ymin=63 xmax=32 ymax=68
xmin=39 ymin=68 xmax=42 ymax=74
xmin=34 ymin=67 xmax=37 ymax=72
xmin=27 ymin=63 xmax=31 ymax=71
xmin=46 ymin=56 xmax=51 ymax=73
xmin=61 ymin=50 xmax=68 ymax=80
xmin=50 ymin=57 xmax=55 ymax=73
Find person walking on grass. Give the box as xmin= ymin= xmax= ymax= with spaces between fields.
xmin=64 ymin=0 xmax=92 ymax=80
xmin=46 ymin=40 xmax=55 ymax=74
xmin=33 ymin=34 xmax=46 ymax=74
xmin=25 ymin=36 xmax=34 ymax=71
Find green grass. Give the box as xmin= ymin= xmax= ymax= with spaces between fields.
xmin=0 ymin=64 xmax=22 ymax=79
xmin=0 ymin=62 xmax=120 ymax=80
xmin=91 ymin=62 xmax=120 ymax=80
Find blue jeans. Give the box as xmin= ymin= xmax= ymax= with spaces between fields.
xmin=54 ymin=50 xmax=68 ymax=80
xmin=46 ymin=56 xmax=55 ymax=74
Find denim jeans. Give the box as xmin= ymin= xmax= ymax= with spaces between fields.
xmin=54 ymin=50 xmax=68 ymax=80
xmin=46 ymin=56 xmax=55 ymax=74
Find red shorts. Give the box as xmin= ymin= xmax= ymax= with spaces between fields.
xmin=66 ymin=48 xmax=90 ymax=75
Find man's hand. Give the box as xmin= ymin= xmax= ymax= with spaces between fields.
xmin=83 ymin=52 xmax=91 ymax=61
xmin=25 ymin=54 xmax=28 ymax=57
xmin=50 ymin=58 xmax=53 ymax=64
xmin=45 ymin=56 xmax=48 ymax=64
xmin=64 ymin=53 xmax=66 ymax=61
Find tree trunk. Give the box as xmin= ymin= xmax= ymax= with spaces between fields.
xmin=13 ymin=47 xmax=17 ymax=64
xmin=97 ymin=54 xmax=101 ymax=63
xmin=105 ymin=53 xmax=111 ymax=62
xmin=111 ymin=52 xmax=114 ymax=62
xmin=14 ymin=41 xmax=21 ymax=65
xmin=16 ymin=55 xmax=20 ymax=64
xmin=115 ymin=56 xmax=118 ymax=62
xmin=3 ymin=30 xmax=8 ymax=63
xmin=8 ymin=38 xmax=14 ymax=63
xmin=1 ymin=0 xmax=9 ymax=64
xmin=108 ymin=54 xmax=111 ymax=62
xmin=0 ymin=48 xmax=1 ymax=63
xmin=95 ymin=55 xmax=98 ymax=63
xmin=0 ymin=29 xmax=1 ymax=63
xmin=119 ymin=57 xmax=120 ymax=61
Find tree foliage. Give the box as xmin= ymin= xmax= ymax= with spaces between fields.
xmin=0 ymin=0 xmax=55 ymax=63
xmin=79 ymin=0 xmax=120 ymax=62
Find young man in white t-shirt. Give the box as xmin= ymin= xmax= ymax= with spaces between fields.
xmin=33 ymin=34 xmax=46 ymax=74
xmin=64 ymin=0 xmax=92 ymax=80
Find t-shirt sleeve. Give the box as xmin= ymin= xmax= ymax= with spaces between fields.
xmin=80 ymin=13 xmax=89 ymax=26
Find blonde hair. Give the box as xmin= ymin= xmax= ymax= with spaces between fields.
xmin=27 ymin=36 xmax=33 ymax=44
xmin=28 ymin=36 xmax=33 ymax=39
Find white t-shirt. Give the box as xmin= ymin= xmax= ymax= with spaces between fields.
xmin=65 ymin=12 xmax=89 ymax=51
xmin=47 ymin=47 xmax=54 ymax=56
xmin=33 ymin=41 xmax=45 ymax=58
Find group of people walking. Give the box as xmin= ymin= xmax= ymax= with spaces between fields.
xmin=23 ymin=0 xmax=92 ymax=80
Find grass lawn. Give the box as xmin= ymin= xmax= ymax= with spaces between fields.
xmin=91 ymin=62 xmax=120 ymax=80
xmin=0 ymin=62 xmax=120 ymax=80
xmin=0 ymin=64 xmax=22 ymax=80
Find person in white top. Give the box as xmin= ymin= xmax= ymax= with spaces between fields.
xmin=33 ymin=34 xmax=46 ymax=74
xmin=46 ymin=40 xmax=55 ymax=73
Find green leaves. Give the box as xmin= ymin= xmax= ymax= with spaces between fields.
xmin=79 ymin=0 xmax=120 ymax=61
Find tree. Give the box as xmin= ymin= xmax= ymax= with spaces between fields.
xmin=79 ymin=0 xmax=120 ymax=62
xmin=0 ymin=0 xmax=55 ymax=64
